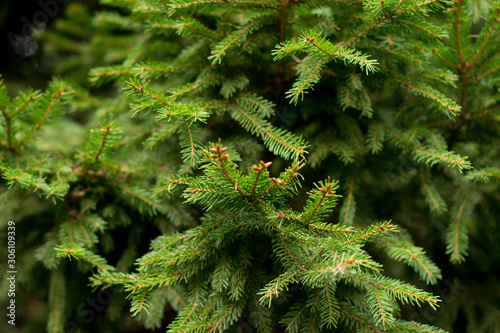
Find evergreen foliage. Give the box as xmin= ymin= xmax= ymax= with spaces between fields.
xmin=1 ymin=0 xmax=500 ymax=332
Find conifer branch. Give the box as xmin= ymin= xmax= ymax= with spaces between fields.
xmin=259 ymin=270 xmax=299 ymax=306
xmin=469 ymin=7 xmax=500 ymax=67
xmin=47 ymin=269 xmax=67 ymax=333
xmin=413 ymin=146 xmax=471 ymax=171
xmin=126 ymin=78 xmax=172 ymax=107
xmin=89 ymin=66 xmax=134 ymax=86
xmin=8 ymin=92 xmax=36 ymax=120
xmin=212 ymin=299 xmax=240 ymax=331
xmin=16 ymin=88 xmax=66 ymax=148
xmin=338 ymin=306 xmax=382 ymax=332
xmin=395 ymin=0 xmax=406 ymax=12
xmin=111 ymin=182 xmax=160 ymax=212
xmin=208 ymin=143 xmax=248 ymax=197
xmin=136 ymin=62 xmax=203 ymax=78
xmin=366 ymin=122 xmax=385 ymax=154
xmin=209 ymin=18 xmax=269 ymax=65
xmin=277 ymin=234 xmax=304 ymax=270
xmin=303 ymin=181 xmax=338 ymax=225
xmin=407 ymin=71 xmax=458 ymax=83
xmin=177 ymin=17 xmax=219 ymax=39
xmin=368 ymin=44 xmax=424 ymax=65
xmin=55 ymin=243 xmax=116 ymax=273
xmin=453 ymin=0 xmax=467 ymax=65
xmin=342 ymin=222 xmax=395 ymax=246
xmin=370 ymin=286 xmax=394 ymax=327
xmin=392 ymin=17 xmax=444 ymax=41
xmin=403 ymin=0 xmax=442 ymax=12
xmin=274 ymin=31 xmax=378 ymax=82
xmin=229 ymin=102 xmax=307 ymax=160
xmin=432 ymin=48 xmax=458 ymax=69
xmin=474 ymin=60 xmax=500 ymax=81
xmin=233 ymin=94 xmax=275 ymax=118
xmin=287 ymin=57 xmax=324 ymax=104
xmin=342 ymin=17 xmax=388 ymax=47
xmin=420 ymin=164 xmax=447 ymax=215
xmin=127 ymin=274 xmax=179 ymax=292
xmin=395 ymin=80 xmax=460 ymax=118
xmin=281 ymin=302 xmax=308 ymax=331
xmin=250 ymin=292 xmax=273 ymax=333
xmin=181 ymin=121 xmax=197 ymax=172
xmin=446 ymin=189 xmax=480 ymax=263
xmin=169 ymin=74 xmax=220 ymax=98
xmin=308 ymin=222 xmax=353 ymax=233
xmin=345 ymin=273 xmax=439 ymax=307
xmin=340 ymin=170 xmax=357 ymax=226
xmin=388 ymin=319 xmax=448 ymax=332
xmin=0 ymin=105 xmax=13 ymax=151
xmin=320 ymin=279 xmax=339 ymax=328
xmin=250 ymin=160 xmax=272 ymax=195
xmin=93 ymin=124 xmax=112 ymax=163
xmin=79 ymin=122 xmax=122 ymax=179
xmin=380 ymin=232 xmax=442 ymax=285
xmin=406 ymin=251 xmax=437 ymax=283
xmin=305 ymin=37 xmax=377 ymax=73
xmin=168 ymin=0 xmax=279 ymax=12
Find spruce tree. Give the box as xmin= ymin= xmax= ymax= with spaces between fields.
xmin=1 ymin=0 xmax=499 ymax=332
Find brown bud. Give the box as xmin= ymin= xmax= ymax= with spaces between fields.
xmin=272 ymin=177 xmax=283 ymax=185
